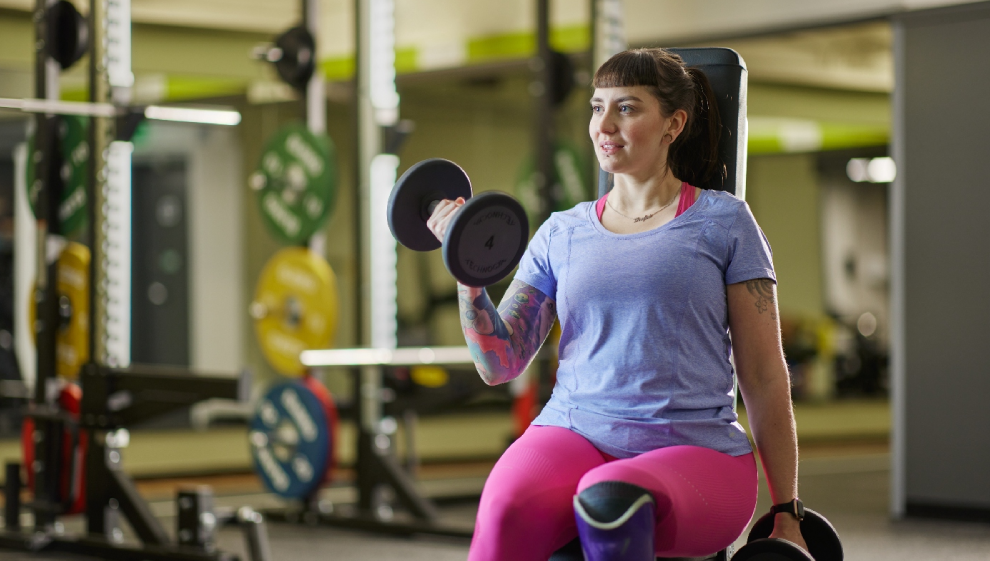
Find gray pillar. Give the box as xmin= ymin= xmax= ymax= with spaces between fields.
xmin=891 ymin=1 xmax=990 ymax=520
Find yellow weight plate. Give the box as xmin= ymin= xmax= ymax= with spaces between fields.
xmin=28 ymin=242 xmax=90 ymax=379
xmin=252 ymin=248 xmax=339 ymax=377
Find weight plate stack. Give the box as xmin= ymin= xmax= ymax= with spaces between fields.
xmin=21 ymin=383 xmax=87 ymax=514
xmin=29 ymin=242 xmax=90 ymax=379
xmin=26 ymin=116 xmax=90 ymax=236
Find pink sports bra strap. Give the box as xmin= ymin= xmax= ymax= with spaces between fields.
xmin=595 ymin=192 xmax=608 ymax=222
xmin=675 ymin=182 xmax=697 ymax=217
xmin=595 ymin=182 xmax=697 ymax=223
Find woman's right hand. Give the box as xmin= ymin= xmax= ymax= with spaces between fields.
xmin=425 ymin=197 xmax=466 ymax=243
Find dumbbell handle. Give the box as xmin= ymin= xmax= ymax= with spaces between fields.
xmin=425 ymin=195 xmax=467 ymax=219
xmin=426 ymin=200 xmax=441 ymax=217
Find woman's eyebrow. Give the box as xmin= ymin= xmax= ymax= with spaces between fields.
xmin=589 ymin=95 xmax=644 ymax=104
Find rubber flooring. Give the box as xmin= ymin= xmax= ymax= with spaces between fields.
xmin=3 ymin=443 xmax=989 ymax=560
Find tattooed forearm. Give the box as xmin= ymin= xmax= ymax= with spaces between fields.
xmin=457 ymin=280 xmax=557 ymax=386
xmin=745 ymin=278 xmax=778 ymax=321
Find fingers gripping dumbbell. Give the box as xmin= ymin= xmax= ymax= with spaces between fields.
xmin=387 ymin=159 xmax=530 ymax=287
xmin=732 ymin=508 xmax=843 ymax=561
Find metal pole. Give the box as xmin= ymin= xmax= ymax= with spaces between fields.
xmin=592 ymin=0 xmax=626 ymax=198
xmin=87 ymin=0 xmax=113 ymax=367
xmin=304 ymin=0 xmax=328 ymax=258
xmin=534 ymin=0 xmax=554 ymax=224
xmin=302 ymin=0 xmax=326 ymax=136
xmin=353 ymin=0 xmax=365 ymax=350
xmin=32 ymin=0 xmax=62 ymax=532
xmin=32 ymin=0 xmax=59 ymax=405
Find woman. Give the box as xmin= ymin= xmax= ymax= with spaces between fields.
xmin=428 ymin=48 xmax=807 ymax=561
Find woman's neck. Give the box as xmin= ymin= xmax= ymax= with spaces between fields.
xmin=611 ymin=166 xmax=683 ymax=214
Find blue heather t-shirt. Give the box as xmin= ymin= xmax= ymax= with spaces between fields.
xmin=514 ymin=189 xmax=775 ymax=458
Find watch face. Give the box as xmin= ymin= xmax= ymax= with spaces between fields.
xmin=795 ymin=499 xmax=805 ymax=519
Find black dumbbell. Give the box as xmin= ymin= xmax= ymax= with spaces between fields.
xmin=387 ymin=158 xmax=529 ymax=287
xmin=732 ymin=508 xmax=843 ymax=561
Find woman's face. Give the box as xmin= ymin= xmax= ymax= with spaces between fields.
xmin=589 ymin=86 xmax=684 ymax=180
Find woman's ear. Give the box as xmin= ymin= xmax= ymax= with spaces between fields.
xmin=665 ymin=109 xmax=689 ymax=143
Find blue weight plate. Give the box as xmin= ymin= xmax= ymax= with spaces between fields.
xmin=748 ymin=508 xmax=843 ymax=561
xmin=387 ymin=159 xmax=473 ymax=252
xmin=249 ymin=380 xmax=334 ymax=500
xmin=442 ymin=191 xmax=529 ymax=287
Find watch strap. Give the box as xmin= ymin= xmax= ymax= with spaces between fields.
xmin=770 ymin=498 xmax=805 ymax=521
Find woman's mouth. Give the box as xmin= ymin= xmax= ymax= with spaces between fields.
xmin=599 ymin=142 xmax=622 ymax=155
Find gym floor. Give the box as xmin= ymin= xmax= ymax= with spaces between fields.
xmin=2 ymin=404 xmax=990 ymax=560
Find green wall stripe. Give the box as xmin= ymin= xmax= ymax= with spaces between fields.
xmin=748 ymin=122 xmax=889 ymax=154
xmin=467 ymin=30 xmax=534 ymax=63
xmin=467 ymin=24 xmax=590 ymax=64
xmin=322 ymin=56 xmax=355 ymax=81
xmin=167 ymin=76 xmax=246 ymax=100
xmin=395 ymin=47 xmax=418 ymax=74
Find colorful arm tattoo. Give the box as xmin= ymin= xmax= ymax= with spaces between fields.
xmin=458 ymin=279 xmax=557 ymax=385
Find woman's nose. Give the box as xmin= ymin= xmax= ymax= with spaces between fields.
xmin=594 ymin=110 xmax=617 ymax=134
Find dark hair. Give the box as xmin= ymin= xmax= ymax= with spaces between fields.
xmin=593 ymin=48 xmax=725 ymax=187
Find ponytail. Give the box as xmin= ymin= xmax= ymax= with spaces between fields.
xmin=668 ymin=68 xmax=725 ymax=188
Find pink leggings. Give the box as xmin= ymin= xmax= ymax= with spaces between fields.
xmin=469 ymin=426 xmax=758 ymax=561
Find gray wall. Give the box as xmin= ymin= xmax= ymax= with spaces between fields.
xmin=894 ymin=2 xmax=990 ymax=515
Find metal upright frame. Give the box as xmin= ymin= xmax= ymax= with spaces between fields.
xmin=260 ymin=0 xmax=470 ymax=539
xmin=0 ymin=1 xmax=267 ymax=559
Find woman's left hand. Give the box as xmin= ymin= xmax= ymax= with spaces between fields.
xmin=768 ymin=513 xmax=808 ymax=553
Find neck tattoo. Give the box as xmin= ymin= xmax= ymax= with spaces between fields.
xmin=606 ymin=187 xmax=680 ymax=223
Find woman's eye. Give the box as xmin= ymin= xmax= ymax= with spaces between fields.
xmin=591 ymin=105 xmax=602 ymax=113
xmin=619 ymin=105 xmax=632 ymax=113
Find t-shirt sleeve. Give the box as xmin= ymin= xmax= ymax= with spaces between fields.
xmin=725 ymin=202 xmax=776 ymax=285
xmin=512 ymin=218 xmax=556 ymax=299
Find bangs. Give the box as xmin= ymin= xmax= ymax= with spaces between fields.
xmin=592 ymin=49 xmax=684 ymax=89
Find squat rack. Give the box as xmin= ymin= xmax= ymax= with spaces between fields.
xmin=0 ymin=1 xmax=267 ymax=560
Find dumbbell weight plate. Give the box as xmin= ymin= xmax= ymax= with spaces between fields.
xmin=443 ymin=192 xmax=529 ymax=287
xmin=747 ymin=508 xmax=843 ymax=561
xmin=732 ymin=538 xmax=813 ymax=561
xmin=387 ymin=158 xmax=473 ymax=252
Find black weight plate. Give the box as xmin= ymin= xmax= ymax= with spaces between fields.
xmin=274 ymin=26 xmax=316 ymax=90
xmin=748 ymin=508 xmax=843 ymax=561
xmin=442 ymin=191 xmax=529 ymax=287
xmin=387 ymin=158 xmax=473 ymax=252
xmin=733 ymin=538 xmax=813 ymax=561
xmin=47 ymin=0 xmax=89 ymax=70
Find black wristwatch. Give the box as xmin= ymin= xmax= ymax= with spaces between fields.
xmin=770 ymin=498 xmax=805 ymax=521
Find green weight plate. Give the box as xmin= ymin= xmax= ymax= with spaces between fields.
xmin=515 ymin=141 xmax=590 ymax=225
xmin=25 ymin=115 xmax=89 ymax=236
xmin=250 ymin=123 xmax=337 ymax=244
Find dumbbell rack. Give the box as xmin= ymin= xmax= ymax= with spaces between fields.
xmin=260 ymin=347 xmax=477 ymax=539
xmin=0 ymin=364 xmax=273 ymax=561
